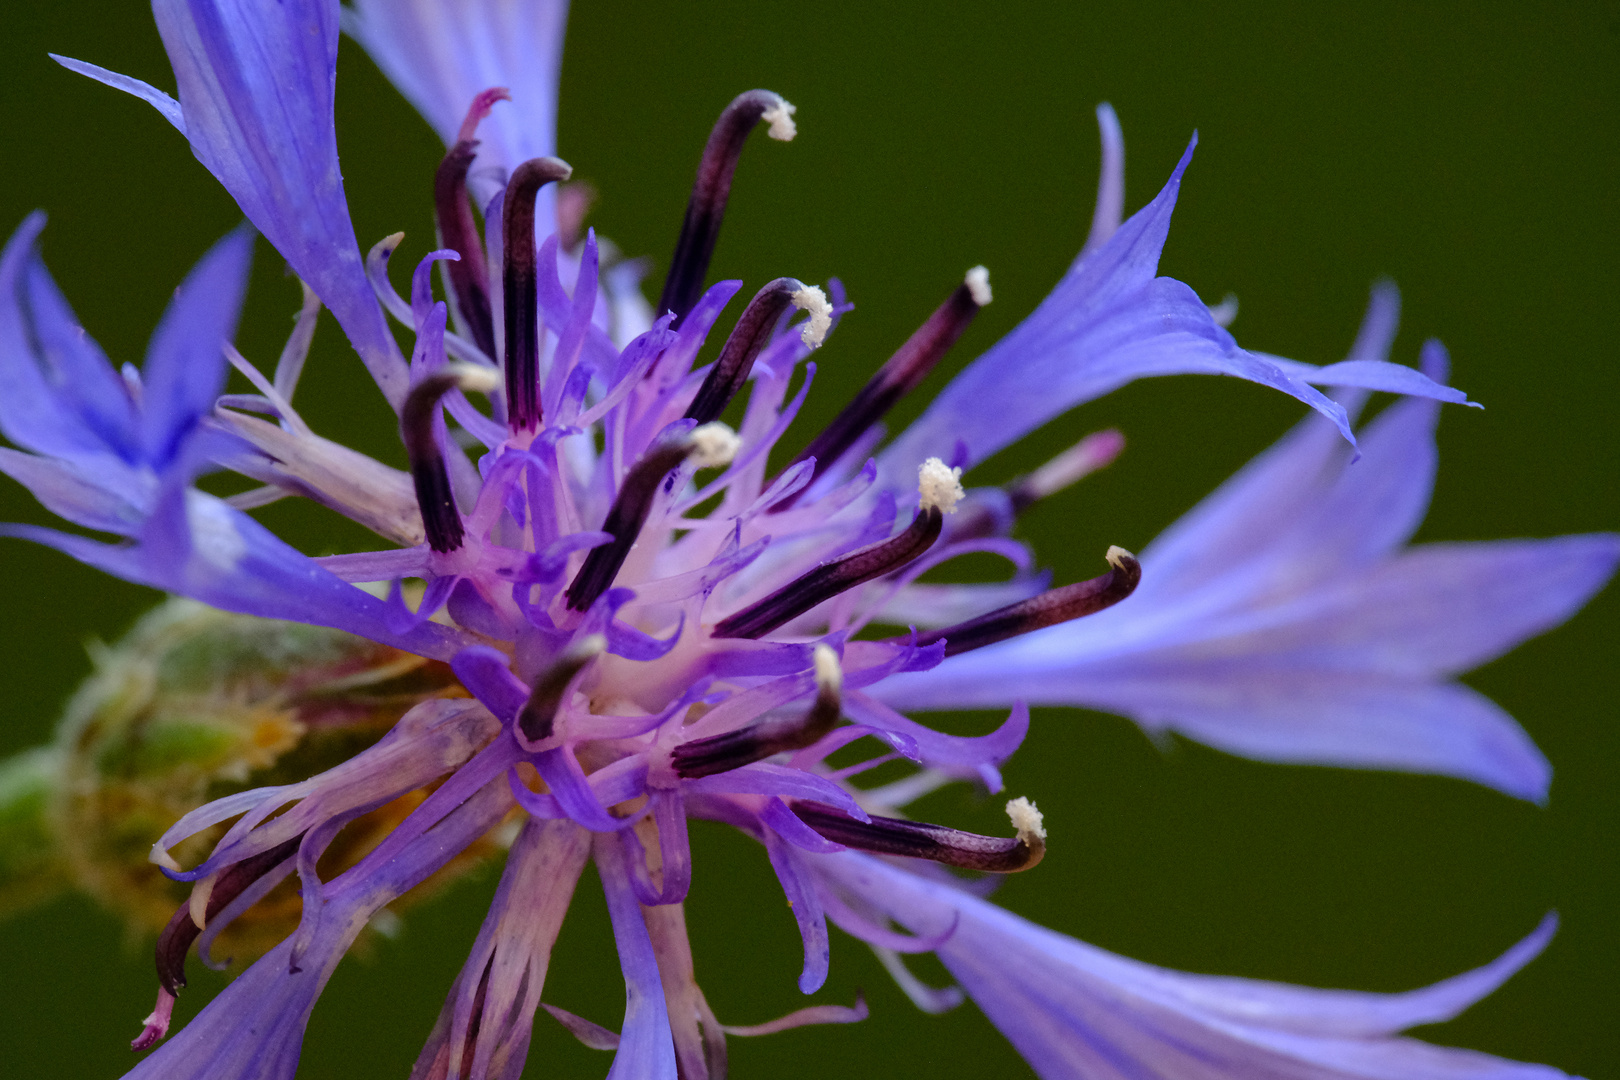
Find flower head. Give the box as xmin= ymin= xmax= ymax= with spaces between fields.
xmin=0 ymin=2 xmax=1610 ymax=1079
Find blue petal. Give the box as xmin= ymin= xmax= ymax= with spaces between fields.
xmin=344 ymin=0 xmax=569 ymax=216
xmin=141 ymin=224 xmax=253 ymax=465
xmin=874 ymin=346 xmax=1617 ymax=800
xmin=0 ymin=448 xmax=148 ymax=534
xmin=0 ymin=214 xmax=139 ymax=462
xmin=49 ymin=54 xmax=185 ymax=133
xmin=150 ymin=0 xmax=407 ymax=405
xmin=880 ymin=138 xmax=1357 ymax=487
xmin=2 ymin=487 xmax=472 ymax=662
xmin=817 ymin=852 xmax=1573 ymax=1080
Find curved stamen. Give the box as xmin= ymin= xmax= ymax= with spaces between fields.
xmin=674 ymin=645 xmax=842 ymax=778
xmin=949 ymin=428 xmax=1125 ymax=542
xmin=713 ymin=460 xmax=961 ymax=640
xmin=790 ymin=796 xmax=1046 ymax=873
xmin=785 ymin=267 xmax=990 ymax=497
xmin=912 ymin=546 xmax=1141 ymax=656
xmin=564 ymin=425 xmax=737 ymax=612
xmin=502 ymin=156 xmax=574 ymax=432
xmin=685 ymin=278 xmax=828 ymax=425
xmin=433 ymin=88 xmax=510 ymax=358
xmin=518 ymin=635 xmax=606 ymax=741
xmin=155 ymin=834 xmax=304 ymax=996
xmin=659 ymin=89 xmax=797 ymax=325
xmin=402 ymin=364 xmax=501 ymax=553
xmin=1006 ymin=428 xmax=1124 ymax=514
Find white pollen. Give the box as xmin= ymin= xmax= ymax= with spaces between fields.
xmin=447 ymin=361 xmax=501 ymax=395
xmin=1105 ymin=545 xmax=1135 ymax=570
xmin=1005 ymin=796 xmax=1047 ymax=841
xmin=812 ymin=643 xmax=843 ymax=694
xmin=964 ymin=265 xmax=992 ymax=306
xmin=689 ymin=422 xmax=741 ymax=470
xmin=917 ymin=457 xmax=965 ymax=514
xmin=791 ymin=284 xmax=833 ymax=348
xmin=762 ymin=98 xmax=798 ymax=141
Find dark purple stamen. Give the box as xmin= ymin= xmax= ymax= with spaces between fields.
xmin=713 ymin=506 xmax=944 ymax=639
xmin=502 ymin=156 xmax=573 ymax=432
xmin=457 ymin=959 xmax=494 ymax=1079
xmin=517 ymin=639 xmax=604 ymax=741
xmin=433 ymin=89 xmax=510 ymax=358
xmin=911 ymin=548 xmax=1141 ymax=656
xmin=785 ymin=275 xmax=987 ymax=498
xmin=402 ymin=370 xmax=472 ymax=553
xmin=685 ymin=277 xmax=805 ymax=425
xmin=790 ymin=800 xmax=1044 ymax=872
xmin=155 ymin=834 xmax=303 ymax=996
xmin=673 ymin=657 xmax=842 ymax=778
xmin=659 ymin=90 xmax=794 ymax=326
xmin=564 ymin=436 xmax=696 ymax=612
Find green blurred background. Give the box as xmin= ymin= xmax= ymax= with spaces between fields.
xmin=1 ymin=1 xmax=1615 ymax=1076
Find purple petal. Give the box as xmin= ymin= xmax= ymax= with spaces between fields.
xmin=452 ymin=646 xmax=532 ymax=724
xmin=152 ymin=0 xmax=407 ymax=405
xmin=682 ymin=762 xmax=869 ymax=821
xmin=762 ymin=827 xmax=832 ymax=994
xmin=127 ymin=780 xmax=511 ymax=1079
xmin=595 ymin=833 xmax=679 ymax=1080
xmin=1078 ymin=102 xmax=1125 ymax=259
xmin=413 ymin=818 xmax=590 ymax=1080
xmin=532 ymin=745 xmax=642 ymax=832
xmin=1267 ymin=356 xmax=1476 ymax=405
xmin=843 ymin=692 xmax=1028 ymax=771
xmin=760 ymin=797 xmax=846 ymax=855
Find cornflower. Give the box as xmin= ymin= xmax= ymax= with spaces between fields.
xmin=0 ymin=1 xmax=1612 ymax=1078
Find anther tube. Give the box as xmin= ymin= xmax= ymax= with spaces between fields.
xmin=785 ymin=274 xmax=987 ymax=495
xmin=564 ymin=437 xmax=696 ymax=612
xmin=713 ymin=507 xmax=944 ymax=639
xmin=685 ymin=277 xmax=804 ymax=425
xmin=502 ymin=156 xmax=573 ymax=432
xmin=913 ymin=548 xmax=1141 ymax=656
xmin=659 ymin=90 xmax=794 ymax=325
xmin=789 ymin=801 xmax=1044 ymax=873
xmin=432 ymin=88 xmax=509 ymax=357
